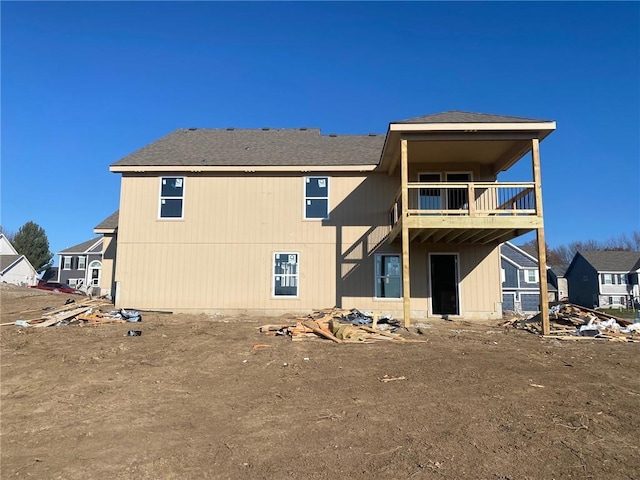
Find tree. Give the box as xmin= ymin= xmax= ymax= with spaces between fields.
xmin=0 ymin=225 xmax=16 ymax=243
xmin=11 ymin=221 xmax=53 ymax=271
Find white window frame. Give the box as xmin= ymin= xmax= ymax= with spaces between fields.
xmin=62 ymin=256 xmax=72 ymax=270
xmin=374 ymin=254 xmax=402 ymax=299
xmin=272 ymin=252 xmax=299 ymax=298
xmin=303 ymin=176 xmax=330 ymax=220
xmin=525 ymin=269 xmax=539 ymax=283
xmin=77 ymin=256 xmax=86 ymax=270
xmin=159 ymin=176 xmax=185 ymax=220
xmin=602 ymin=273 xmax=613 ymax=285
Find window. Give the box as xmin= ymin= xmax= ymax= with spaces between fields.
xmin=273 ymin=253 xmax=299 ymax=297
xmin=614 ymin=274 xmax=627 ymax=285
xmin=62 ymin=256 xmax=72 ymax=270
xmin=304 ymin=177 xmax=329 ymax=219
xmin=77 ymin=256 xmax=86 ymax=270
xmin=160 ymin=177 xmax=184 ymax=218
xmin=375 ymin=254 xmax=402 ymax=298
xmin=525 ymin=269 xmax=538 ymax=283
xmin=602 ymin=273 xmax=613 ymax=285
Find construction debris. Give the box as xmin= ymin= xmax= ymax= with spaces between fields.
xmin=260 ymin=307 xmax=425 ymax=343
xmin=3 ymin=299 xmax=141 ymax=328
xmin=504 ymin=303 xmax=639 ymax=343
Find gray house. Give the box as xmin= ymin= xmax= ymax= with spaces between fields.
xmin=565 ymin=250 xmax=640 ymax=308
xmin=548 ymin=264 xmax=569 ymax=301
xmin=57 ymin=238 xmax=103 ymax=293
xmin=500 ymin=242 xmax=556 ymax=313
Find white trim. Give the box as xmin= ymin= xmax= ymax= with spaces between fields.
xmin=373 ymin=253 xmax=402 ymax=299
xmin=272 ymin=251 xmax=300 ymax=298
xmin=158 ymin=176 xmax=185 ymax=220
xmin=112 ymin=165 xmax=377 ymax=173
xmin=428 ymin=252 xmax=461 ymax=317
xmin=302 ymin=176 xmax=330 ymax=221
xmin=389 ymin=121 xmax=556 ymax=132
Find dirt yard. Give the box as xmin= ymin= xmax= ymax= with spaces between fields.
xmin=1 ymin=284 xmax=639 ymax=479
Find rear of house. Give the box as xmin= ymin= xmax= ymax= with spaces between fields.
xmin=103 ymin=111 xmax=555 ymax=322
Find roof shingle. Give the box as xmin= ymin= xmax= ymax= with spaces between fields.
xmin=394 ymin=110 xmax=551 ymax=124
xmin=111 ymin=129 xmax=385 ymax=168
xmin=578 ymin=250 xmax=640 ymax=272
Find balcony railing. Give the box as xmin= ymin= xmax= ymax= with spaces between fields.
xmin=389 ymin=182 xmax=537 ymax=227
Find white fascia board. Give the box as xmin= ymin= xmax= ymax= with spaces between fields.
xmin=110 ymin=165 xmax=377 ymax=173
xmin=389 ymin=122 xmax=556 ymax=132
xmin=93 ymin=228 xmax=117 ymax=234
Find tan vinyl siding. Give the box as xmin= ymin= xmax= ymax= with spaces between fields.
xmin=115 ymin=172 xmax=502 ymax=318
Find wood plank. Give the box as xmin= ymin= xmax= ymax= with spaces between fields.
xmin=401 ymin=137 xmax=411 ymax=327
xmin=301 ymin=320 xmax=343 ymax=343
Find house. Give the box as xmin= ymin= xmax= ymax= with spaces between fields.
xmin=548 ymin=264 xmax=569 ymax=301
xmin=57 ymin=238 xmax=104 ymax=293
xmin=500 ymin=241 xmax=557 ymax=313
xmin=99 ymin=111 xmax=556 ymax=328
xmin=0 ymin=234 xmax=38 ymax=287
xmin=565 ymin=250 xmax=640 ymax=308
xmin=93 ymin=211 xmax=119 ymax=298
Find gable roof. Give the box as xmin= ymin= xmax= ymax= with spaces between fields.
xmin=110 ymin=128 xmax=385 ymax=169
xmin=0 ymin=234 xmax=18 ymax=255
xmin=59 ymin=237 xmax=103 ymax=254
xmin=500 ymin=242 xmax=538 ymax=268
xmin=0 ymin=254 xmax=21 ymax=273
xmin=394 ymin=111 xmax=551 ymax=124
xmin=94 ymin=211 xmax=119 ymax=232
xmin=549 ymin=264 xmax=569 ymax=277
xmin=577 ymin=250 xmax=640 ymax=272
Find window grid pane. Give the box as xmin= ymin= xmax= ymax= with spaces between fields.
xmin=160 ymin=177 xmax=184 ymax=218
xmin=274 ymin=253 xmax=299 ymax=297
xmin=304 ymin=177 xmax=328 ymax=219
xmin=375 ymin=254 xmax=402 ymax=298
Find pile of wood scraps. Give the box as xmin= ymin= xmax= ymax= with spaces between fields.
xmin=2 ymin=299 xmax=140 ymax=328
xmin=504 ymin=303 xmax=640 ymax=343
xmin=260 ymin=307 xmax=426 ymax=344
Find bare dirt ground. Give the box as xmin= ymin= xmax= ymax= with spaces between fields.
xmin=1 ymin=284 xmax=639 ymax=479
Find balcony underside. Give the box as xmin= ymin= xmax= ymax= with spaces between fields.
xmin=388 ymin=216 xmax=543 ymax=244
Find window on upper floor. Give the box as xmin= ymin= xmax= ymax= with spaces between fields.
xmin=159 ymin=177 xmax=184 ymax=219
xmin=525 ymin=269 xmax=539 ymax=283
xmin=375 ymin=254 xmax=402 ymax=299
xmin=304 ymin=177 xmax=329 ymax=219
xmin=62 ymin=256 xmax=72 ymax=270
xmin=602 ymin=273 xmax=613 ymax=285
xmin=273 ymin=252 xmax=299 ymax=297
xmin=78 ymin=256 xmax=86 ymax=270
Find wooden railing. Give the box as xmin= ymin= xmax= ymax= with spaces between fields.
xmin=389 ymin=182 xmax=537 ymax=227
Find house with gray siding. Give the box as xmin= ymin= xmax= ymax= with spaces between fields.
xmin=500 ymin=241 xmax=552 ymax=313
xmin=548 ymin=264 xmax=569 ymax=301
xmin=565 ymin=250 xmax=640 ymax=308
xmin=57 ymin=238 xmax=104 ymax=293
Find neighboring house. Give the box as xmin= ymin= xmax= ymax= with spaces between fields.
xmin=500 ymin=242 xmax=556 ymax=313
xmin=0 ymin=234 xmax=38 ymax=286
xmin=93 ymin=211 xmax=119 ymax=299
xmin=548 ymin=264 xmax=569 ymax=301
xmin=565 ymin=250 xmax=640 ymax=308
xmin=57 ymin=238 xmax=103 ymax=293
xmin=100 ymin=111 xmax=555 ymax=323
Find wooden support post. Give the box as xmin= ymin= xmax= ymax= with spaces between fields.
xmin=532 ymin=138 xmax=550 ymax=335
xmin=401 ymin=138 xmax=411 ymax=327
xmin=467 ymin=183 xmax=475 ymax=217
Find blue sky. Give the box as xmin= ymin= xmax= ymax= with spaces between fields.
xmin=2 ymin=1 xmax=639 ymax=263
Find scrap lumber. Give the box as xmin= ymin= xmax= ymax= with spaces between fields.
xmin=302 ymin=319 xmax=343 ymax=344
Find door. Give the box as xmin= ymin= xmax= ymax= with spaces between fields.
xmin=445 ymin=173 xmax=471 ymax=210
xmin=521 ymin=293 xmax=540 ymax=312
xmin=430 ymin=254 xmax=460 ymax=315
xmin=418 ymin=173 xmax=442 ymax=211
xmin=502 ymin=293 xmax=515 ymax=311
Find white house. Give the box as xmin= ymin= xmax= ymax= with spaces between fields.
xmin=0 ymin=234 xmax=38 ymax=287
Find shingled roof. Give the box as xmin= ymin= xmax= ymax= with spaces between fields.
xmin=94 ymin=211 xmax=119 ymax=231
xmin=394 ymin=110 xmax=551 ymax=124
xmin=578 ymin=250 xmax=640 ymax=272
xmin=0 ymin=254 xmax=21 ymax=273
xmin=59 ymin=238 xmax=102 ymax=254
xmin=111 ymin=128 xmax=385 ymax=168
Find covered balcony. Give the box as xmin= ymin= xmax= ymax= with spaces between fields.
xmin=387 ymin=181 xmax=542 ymax=244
